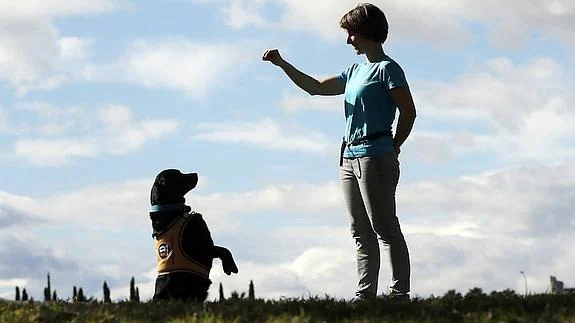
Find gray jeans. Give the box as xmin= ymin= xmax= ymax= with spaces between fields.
xmin=340 ymin=153 xmax=410 ymax=297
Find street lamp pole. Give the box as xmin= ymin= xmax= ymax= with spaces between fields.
xmin=520 ymin=271 xmax=528 ymax=297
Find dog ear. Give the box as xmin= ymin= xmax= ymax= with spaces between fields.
xmin=150 ymin=172 xmax=169 ymax=204
xmin=151 ymin=174 xmax=164 ymax=204
xmin=150 ymin=185 xmax=160 ymax=204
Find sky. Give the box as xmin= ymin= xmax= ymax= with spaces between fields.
xmin=0 ymin=0 xmax=574 ymax=302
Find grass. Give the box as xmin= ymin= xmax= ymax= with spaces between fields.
xmin=1 ymin=290 xmax=575 ymax=322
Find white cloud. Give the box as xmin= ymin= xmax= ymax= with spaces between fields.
xmin=277 ymin=0 xmax=472 ymax=45
xmin=192 ymin=118 xmax=334 ymax=153
xmin=420 ymin=58 xmax=568 ymax=126
xmin=0 ymin=105 xmax=8 ymax=132
xmin=0 ymin=29 xmax=89 ymax=94
xmin=190 ymin=182 xmax=343 ymax=234
xmin=106 ymin=268 xmax=157 ymax=302
xmin=0 ymin=19 xmax=63 ymax=94
xmin=223 ymin=0 xmax=269 ymax=29
xmin=281 ymin=91 xmax=341 ymax=113
xmin=0 ymin=2 xmax=258 ymax=98
xmin=209 ymin=246 xmax=356 ymax=300
xmin=14 ymin=139 xmax=101 ymax=165
xmin=198 ymin=0 xmax=575 ymax=47
xmin=415 ymin=57 xmax=575 ymax=163
xmin=100 ymin=104 xmax=133 ymax=129
xmin=58 ymin=37 xmax=92 ymax=62
xmin=0 ymin=179 xmax=342 ymax=235
xmin=5 ymin=102 xmax=88 ymax=137
xmin=4 ymin=103 xmax=180 ymax=166
xmin=0 ymin=202 xmax=41 ymax=230
xmin=194 ymin=0 xmax=470 ymax=45
xmin=98 ymin=104 xmax=180 ymax=154
xmin=87 ymin=38 xmax=256 ymax=99
xmin=398 ymin=163 xmax=575 ymax=239
xmin=0 ymin=6 xmax=254 ymax=97
xmin=401 ymin=131 xmax=486 ymax=163
xmin=0 ymin=0 xmax=125 ymax=19
xmin=0 ymin=0 xmax=124 ymax=94
xmin=0 ymin=278 xmax=28 ymax=292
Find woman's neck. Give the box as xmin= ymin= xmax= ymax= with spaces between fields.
xmin=364 ymin=43 xmax=386 ymax=63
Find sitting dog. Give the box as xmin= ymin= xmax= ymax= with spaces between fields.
xmin=149 ymin=169 xmax=238 ymax=302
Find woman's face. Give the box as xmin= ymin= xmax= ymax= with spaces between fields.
xmin=346 ymin=30 xmax=366 ymax=54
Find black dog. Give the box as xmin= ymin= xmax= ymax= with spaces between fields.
xmin=149 ymin=169 xmax=238 ymax=302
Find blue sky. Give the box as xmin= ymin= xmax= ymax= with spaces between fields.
xmin=1 ymin=0 xmax=575 ymax=301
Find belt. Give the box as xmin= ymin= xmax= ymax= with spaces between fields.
xmin=347 ymin=130 xmax=392 ymax=146
xmin=339 ymin=131 xmax=393 ymax=166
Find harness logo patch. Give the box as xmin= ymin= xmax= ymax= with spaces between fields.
xmin=158 ymin=243 xmax=171 ymax=259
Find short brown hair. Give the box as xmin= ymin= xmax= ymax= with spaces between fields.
xmin=339 ymin=3 xmax=389 ymax=43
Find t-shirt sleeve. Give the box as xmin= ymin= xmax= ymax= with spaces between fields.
xmin=336 ymin=64 xmax=356 ymax=85
xmin=382 ymin=61 xmax=408 ymax=90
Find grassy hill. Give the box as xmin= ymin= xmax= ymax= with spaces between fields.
xmin=1 ymin=289 xmax=575 ymax=322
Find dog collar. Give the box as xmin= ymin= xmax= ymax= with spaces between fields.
xmin=150 ymin=203 xmax=186 ymax=213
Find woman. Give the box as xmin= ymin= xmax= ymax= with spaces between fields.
xmin=262 ymin=3 xmax=416 ymax=301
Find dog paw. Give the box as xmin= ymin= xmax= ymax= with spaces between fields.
xmin=223 ymin=264 xmax=239 ymax=275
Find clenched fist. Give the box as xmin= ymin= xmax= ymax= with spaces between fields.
xmin=262 ymin=49 xmax=285 ymax=67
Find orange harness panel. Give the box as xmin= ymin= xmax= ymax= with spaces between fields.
xmin=154 ymin=213 xmax=210 ymax=278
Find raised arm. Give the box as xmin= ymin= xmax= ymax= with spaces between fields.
xmin=262 ymin=49 xmax=344 ymax=96
xmin=212 ymin=245 xmax=239 ymax=275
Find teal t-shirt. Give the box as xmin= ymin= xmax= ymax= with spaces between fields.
xmin=336 ymin=56 xmax=408 ymax=158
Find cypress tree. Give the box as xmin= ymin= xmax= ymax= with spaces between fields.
xmin=129 ymin=277 xmax=136 ymax=302
xmin=78 ymin=288 xmax=85 ymax=302
xmin=15 ymin=286 xmax=20 ymax=301
xmin=248 ymin=280 xmax=255 ymax=300
xmin=103 ymin=281 xmax=111 ymax=303
xmin=47 ymin=273 xmax=51 ymax=301
xmin=219 ymin=283 xmax=224 ymax=301
xmin=22 ymin=288 xmax=28 ymax=301
xmin=135 ymin=287 xmax=140 ymax=303
xmin=73 ymin=286 xmax=77 ymax=302
xmin=52 ymin=290 xmax=57 ymax=302
xmin=44 ymin=287 xmax=50 ymax=302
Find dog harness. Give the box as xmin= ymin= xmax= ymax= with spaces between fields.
xmin=154 ymin=212 xmax=210 ymax=279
